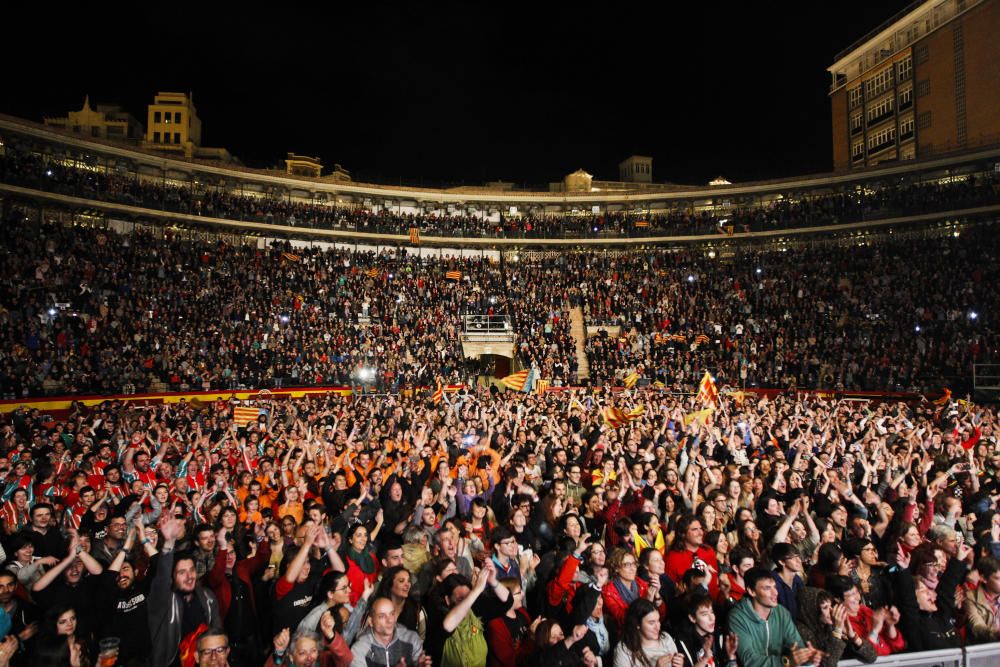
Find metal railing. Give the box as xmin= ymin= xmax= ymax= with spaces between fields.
xmin=839 ymin=641 xmax=1000 ymax=667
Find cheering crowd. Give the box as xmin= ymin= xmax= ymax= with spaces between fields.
xmin=3 ymin=208 xmax=1000 ymax=399
xmin=1 ymin=132 xmax=998 ymax=239
xmin=0 ymin=385 xmax=1000 ymax=667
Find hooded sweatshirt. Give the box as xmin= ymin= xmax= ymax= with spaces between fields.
xmin=727 ymin=595 xmax=803 ymax=667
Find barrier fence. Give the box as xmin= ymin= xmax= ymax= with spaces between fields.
xmin=838 ymin=643 xmax=1000 ymax=667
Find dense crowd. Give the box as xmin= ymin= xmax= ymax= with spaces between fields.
xmin=2 ymin=133 xmax=998 ymax=239
xmin=1 ymin=386 xmax=1000 ymax=667
xmin=2 ymin=209 xmax=999 ymax=398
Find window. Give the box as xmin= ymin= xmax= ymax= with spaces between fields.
xmin=852 ymin=140 xmax=865 ymax=160
xmin=868 ymin=125 xmax=896 ymax=152
xmin=173 ymin=132 xmax=181 ymax=143
xmin=851 ymin=112 xmax=863 ymax=133
xmin=915 ymin=44 xmax=929 ymax=65
xmin=918 ymin=111 xmax=933 ymax=129
xmin=900 ymin=115 xmax=915 ymax=139
xmin=864 ymin=66 xmax=894 ymax=99
xmin=867 ymin=96 xmax=894 ymax=123
xmin=153 ymin=131 xmax=161 ymax=143
xmin=897 ymin=57 xmax=912 ymax=82
xmin=154 ymin=111 xmax=161 ymax=123
xmin=899 ymin=86 xmax=913 ymax=109
xmin=174 ymin=112 xmax=181 ymax=123
xmin=916 ymin=79 xmax=930 ymax=97
xmin=849 ymin=86 xmax=863 ymax=109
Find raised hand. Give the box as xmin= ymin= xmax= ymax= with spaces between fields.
xmin=725 ymin=632 xmax=738 ymax=660
xmin=273 ymin=628 xmax=290 ymax=654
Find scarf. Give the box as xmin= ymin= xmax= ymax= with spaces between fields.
xmin=586 ymin=616 xmax=610 ymax=655
xmin=348 ymin=546 xmax=376 ymax=574
xmin=613 ymin=577 xmax=640 ymax=605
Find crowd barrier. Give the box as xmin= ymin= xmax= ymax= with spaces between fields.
xmin=838 ymin=643 xmax=1000 ymax=667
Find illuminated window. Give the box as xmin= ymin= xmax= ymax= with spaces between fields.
xmin=867 ymin=96 xmax=894 ymax=123
xmin=849 ymin=86 xmax=863 ymax=109
xmin=864 ymin=67 xmax=894 ymax=99
xmin=897 ymin=57 xmax=912 ymax=82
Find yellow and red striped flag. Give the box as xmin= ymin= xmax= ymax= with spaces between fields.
xmin=694 ymin=334 xmax=710 ymax=345
xmin=432 ymin=381 xmax=443 ymax=405
xmin=683 ymin=407 xmax=715 ymax=427
xmin=670 ymin=334 xmax=687 ymax=343
xmin=281 ymin=251 xmax=301 ymax=263
xmin=535 ymin=378 xmax=550 ymax=395
xmin=233 ymin=406 xmax=261 ymax=426
xmin=409 ymin=227 xmax=421 ymax=245
xmin=446 ymin=270 xmax=462 ymax=281
xmin=602 ymin=407 xmax=629 ymax=428
xmin=366 ymin=268 xmax=378 ymax=278
xmin=696 ymin=371 xmax=718 ymax=406
xmin=499 ymin=369 xmax=532 ymax=392
xmin=627 ymin=405 xmax=645 ymax=420
xmin=635 ymin=220 xmax=650 ymax=228
xmin=623 ymin=371 xmax=640 ymax=389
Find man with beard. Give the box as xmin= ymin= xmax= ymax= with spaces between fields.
xmin=0 ymin=570 xmax=39 ymax=665
xmin=98 ymin=518 xmax=155 ymax=666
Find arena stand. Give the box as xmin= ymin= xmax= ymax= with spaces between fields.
xmin=3 ymin=117 xmax=1000 ymax=667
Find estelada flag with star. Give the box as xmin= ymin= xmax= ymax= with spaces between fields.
xmin=695 ymin=371 xmax=718 ymax=406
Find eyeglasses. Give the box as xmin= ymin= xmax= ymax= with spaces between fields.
xmin=621 ymin=561 xmax=638 ymax=568
xmin=199 ymin=646 xmax=230 ymax=656
xmin=334 ymin=585 xmax=351 ymax=593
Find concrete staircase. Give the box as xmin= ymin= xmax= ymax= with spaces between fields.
xmin=569 ymin=307 xmax=590 ymax=381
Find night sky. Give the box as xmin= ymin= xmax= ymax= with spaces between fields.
xmin=3 ymin=1 xmax=914 ymax=187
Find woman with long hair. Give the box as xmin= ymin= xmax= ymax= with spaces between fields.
xmin=613 ymin=598 xmax=682 ymax=667
xmin=341 ymin=523 xmax=378 ymax=605
xmin=38 ymin=604 xmax=90 ymax=667
xmin=372 ymin=565 xmax=426 ymax=640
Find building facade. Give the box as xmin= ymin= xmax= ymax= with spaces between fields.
xmin=829 ymin=0 xmax=1000 ymax=170
xmin=43 ymin=96 xmax=143 ymax=141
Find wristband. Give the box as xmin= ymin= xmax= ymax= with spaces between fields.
xmin=141 ymin=538 xmax=151 ymax=545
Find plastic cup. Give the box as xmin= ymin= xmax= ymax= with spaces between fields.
xmin=98 ymin=637 xmax=120 ymax=667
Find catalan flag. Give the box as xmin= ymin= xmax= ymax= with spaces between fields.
xmin=628 ymin=405 xmax=646 ymax=420
xmin=652 ymin=380 xmax=666 ymax=389
xmin=683 ymin=407 xmax=715 ymax=427
xmin=730 ymin=390 xmax=746 ymax=406
xmin=635 ymin=220 xmax=650 ymax=228
xmin=623 ymin=371 xmax=640 ymax=389
xmin=432 ymin=381 xmax=443 ymax=405
xmin=694 ymin=334 xmax=710 ymax=345
xmin=696 ymin=371 xmax=719 ymax=406
xmin=602 ymin=407 xmax=629 ymax=428
xmin=932 ymin=388 xmax=952 ymax=405
xmin=670 ymin=334 xmax=688 ymax=343
xmin=499 ymin=368 xmax=534 ymax=392
xmin=366 ymin=268 xmax=378 ymax=278
xmin=535 ymin=378 xmax=550 ymax=395
xmin=233 ymin=406 xmax=262 ymax=427
xmin=409 ymin=227 xmax=421 ymax=245
xmin=446 ymin=270 xmax=462 ymax=281
xmin=281 ymin=251 xmax=301 ymax=263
